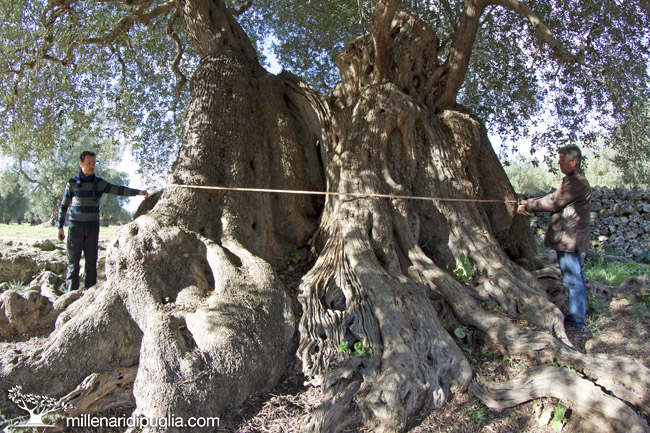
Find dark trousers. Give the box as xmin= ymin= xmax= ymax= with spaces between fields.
xmin=65 ymin=225 xmax=100 ymax=291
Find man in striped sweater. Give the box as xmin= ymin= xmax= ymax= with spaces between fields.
xmin=57 ymin=151 xmax=149 ymax=291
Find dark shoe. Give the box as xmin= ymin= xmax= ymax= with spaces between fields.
xmin=564 ymin=317 xmax=585 ymax=330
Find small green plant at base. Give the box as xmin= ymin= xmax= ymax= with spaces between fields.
xmin=538 ymin=404 xmax=567 ymax=432
xmin=640 ymin=289 xmax=650 ymax=309
xmin=551 ymin=405 xmax=567 ymax=432
xmin=337 ymin=341 xmax=373 ymax=357
xmin=279 ymin=246 xmax=303 ymax=279
xmin=585 ymin=310 xmax=606 ymax=337
xmin=3 ymin=280 xmax=25 ymax=293
xmin=448 ymin=253 xmax=473 ymax=284
xmin=284 ymin=246 xmax=302 ymax=267
xmin=466 ymin=400 xmax=491 ymax=425
xmin=586 ymin=291 xmax=600 ymax=315
xmin=454 ymin=327 xmax=469 ymax=339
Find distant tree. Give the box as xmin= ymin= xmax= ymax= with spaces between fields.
xmin=98 ymin=169 xmax=135 ymax=226
xmin=502 ymin=155 xmax=556 ymax=194
xmin=0 ymin=169 xmax=29 ymax=224
xmin=582 ymin=146 xmax=637 ymax=188
xmin=503 ymin=145 xmax=638 ymax=194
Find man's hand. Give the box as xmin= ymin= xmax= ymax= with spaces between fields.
xmin=517 ymin=200 xmax=530 ymax=216
xmin=139 ymin=190 xmax=150 ymax=197
xmin=58 ymin=228 xmax=65 ymax=241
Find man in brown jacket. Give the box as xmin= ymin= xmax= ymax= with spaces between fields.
xmin=518 ymin=145 xmax=592 ymax=330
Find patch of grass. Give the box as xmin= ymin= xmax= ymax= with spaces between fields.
xmin=583 ymin=257 xmax=649 ymax=287
xmin=586 ymin=310 xmax=607 ymax=337
xmin=0 ymin=223 xmax=119 ymax=242
xmin=2 ymin=281 xmax=25 ymax=293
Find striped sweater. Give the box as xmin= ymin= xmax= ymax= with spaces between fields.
xmin=57 ymin=172 xmax=141 ymax=228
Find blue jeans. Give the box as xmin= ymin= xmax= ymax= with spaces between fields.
xmin=556 ymin=251 xmax=587 ymax=328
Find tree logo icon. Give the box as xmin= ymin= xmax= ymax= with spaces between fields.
xmin=7 ymin=385 xmax=73 ymax=429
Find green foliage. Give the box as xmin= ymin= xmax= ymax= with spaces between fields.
xmin=0 ymin=179 xmax=29 ymax=224
xmin=466 ymin=400 xmax=492 ymax=425
xmin=537 ymin=404 xmax=567 ymax=432
xmin=284 ymin=246 xmax=302 ymax=267
xmin=0 ymin=0 xmax=190 ymax=181
xmin=240 ymin=0 xmax=365 ymax=92
xmin=245 ymin=1 xmax=650 ymax=182
xmin=454 ymin=327 xmax=469 ymax=339
xmin=584 ymin=256 xmax=650 ymax=287
xmin=502 ymin=146 xmax=637 ymax=194
xmin=278 ymin=246 xmax=303 ymax=279
xmin=0 ymin=281 xmax=26 ymax=294
xmin=550 ymin=405 xmax=567 ymax=432
xmin=448 ymin=253 xmax=473 ymax=284
xmin=502 ymin=154 xmax=556 ymax=194
xmin=337 ymin=341 xmax=373 ymax=357
xmin=2 ymin=0 xmax=650 ymax=185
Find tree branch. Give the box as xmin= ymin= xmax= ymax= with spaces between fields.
xmin=437 ymin=0 xmax=488 ymax=109
xmin=227 ymin=0 xmax=254 ymax=17
xmin=441 ymin=0 xmax=458 ymax=31
xmin=82 ymin=0 xmax=176 ymax=46
xmin=166 ymin=11 xmax=187 ymax=106
xmin=174 ymin=0 xmax=256 ymax=59
xmin=487 ymin=0 xmax=586 ymax=64
xmin=437 ymin=0 xmax=592 ymax=109
xmin=18 ymin=160 xmax=41 ymax=185
xmin=38 ymin=0 xmax=175 ymax=68
xmin=369 ymin=0 xmax=401 ymax=83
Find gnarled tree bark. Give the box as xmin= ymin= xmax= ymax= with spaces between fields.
xmin=1 ymin=2 xmax=649 ymax=433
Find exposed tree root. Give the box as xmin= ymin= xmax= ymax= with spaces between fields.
xmin=0 ymin=284 xmax=141 ymax=417
xmin=471 ymin=366 xmax=650 ymax=433
xmin=299 ymin=223 xmax=472 ymax=431
xmin=104 ymin=215 xmax=294 ymax=432
xmin=62 ymin=366 xmax=138 ymax=417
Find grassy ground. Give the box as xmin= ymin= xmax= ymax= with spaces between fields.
xmin=584 ymin=255 xmax=650 ymax=286
xmin=0 ymin=223 xmax=120 ymax=242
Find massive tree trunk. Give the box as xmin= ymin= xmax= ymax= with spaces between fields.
xmin=1 ymin=2 xmax=649 ymax=433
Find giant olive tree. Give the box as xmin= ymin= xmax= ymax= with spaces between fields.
xmin=1 ymin=1 xmax=649 ymax=432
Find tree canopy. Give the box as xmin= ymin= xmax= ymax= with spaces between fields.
xmin=1 ymin=0 xmax=649 ymax=181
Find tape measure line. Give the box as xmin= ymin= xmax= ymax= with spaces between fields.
xmin=166 ymin=184 xmax=518 ymax=204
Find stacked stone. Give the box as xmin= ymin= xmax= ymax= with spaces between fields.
xmin=521 ymin=186 xmax=650 ymax=262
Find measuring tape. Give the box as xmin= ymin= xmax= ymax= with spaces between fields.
xmin=166 ymin=184 xmax=518 ymax=204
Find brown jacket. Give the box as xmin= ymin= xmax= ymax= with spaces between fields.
xmin=526 ymin=171 xmax=592 ymax=253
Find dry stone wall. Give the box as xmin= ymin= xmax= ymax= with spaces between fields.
xmin=521 ymin=186 xmax=650 ymax=262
